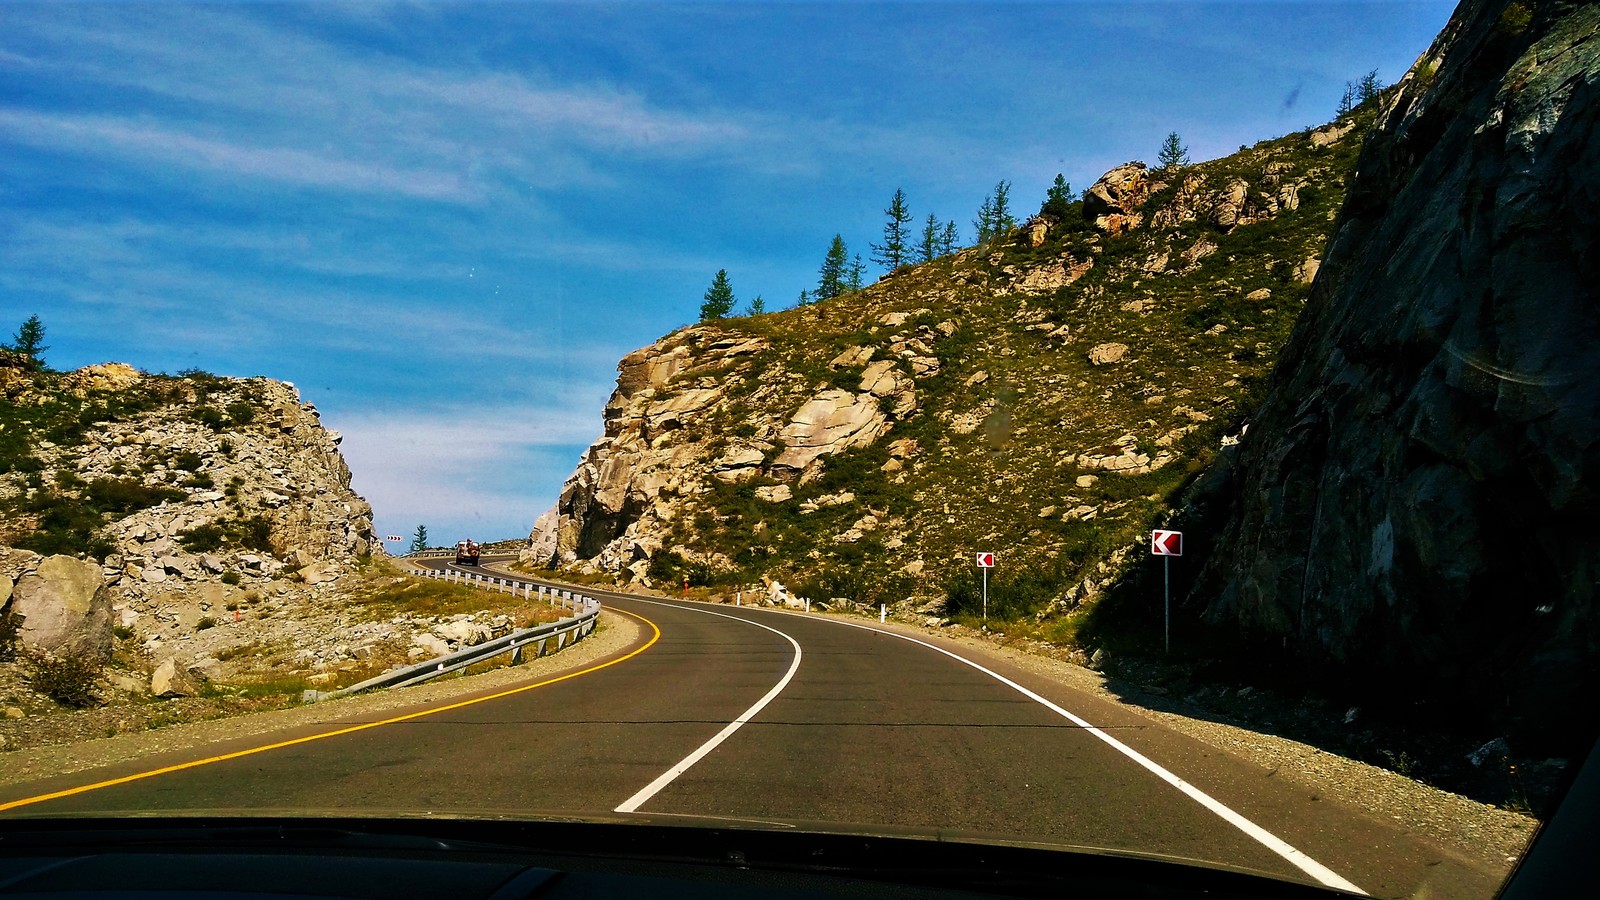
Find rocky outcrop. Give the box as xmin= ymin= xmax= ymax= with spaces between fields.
xmin=1186 ymin=0 xmax=1600 ymax=748
xmin=1083 ymin=162 xmax=1155 ymax=235
xmin=2 ymin=367 xmax=382 ymax=678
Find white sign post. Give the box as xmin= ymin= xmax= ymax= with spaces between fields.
xmin=1151 ymin=530 xmax=1183 ymax=652
xmin=976 ymin=552 xmax=995 ymax=620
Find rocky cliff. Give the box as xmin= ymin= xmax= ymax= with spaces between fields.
xmin=1170 ymin=0 xmax=1598 ymax=749
xmin=525 ymin=100 xmax=1376 ymax=619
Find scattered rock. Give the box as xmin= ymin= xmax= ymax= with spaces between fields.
xmin=1088 ymin=343 xmax=1130 ymax=366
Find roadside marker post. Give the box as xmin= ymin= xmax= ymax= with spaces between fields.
xmin=880 ymin=604 xmax=886 ymax=623
xmin=1151 ymin=530 xmax=1184 ymax=653
xmin=975 ymin=552 xmax=995 ymax=620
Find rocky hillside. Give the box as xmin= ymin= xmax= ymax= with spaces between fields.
xmin=1149 ymin=0 xmax=1599 ymax=752
xmin=1 ymin=359 xmax=379 ymax=691
xmin=524 ymin=100 xmax=1377 ymax=626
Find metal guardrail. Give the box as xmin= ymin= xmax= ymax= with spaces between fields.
xmin=302 ymin=567 xmax=600 ymax=703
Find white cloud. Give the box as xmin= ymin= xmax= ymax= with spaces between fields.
xmin=334 ymin=396 xmax=612 ymax=543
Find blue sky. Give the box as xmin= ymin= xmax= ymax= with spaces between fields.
xmin=1 ymin=0 xmax=1455 ymax=546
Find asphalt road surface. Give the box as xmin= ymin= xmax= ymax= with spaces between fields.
xmin=0 ymin=557 xmax=1509 ymax=898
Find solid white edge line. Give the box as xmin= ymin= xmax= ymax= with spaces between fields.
xmin=787 ymin=613 xmax=1365 ymax=895
xmin=612 ymin=597 xmax=803 ymax=814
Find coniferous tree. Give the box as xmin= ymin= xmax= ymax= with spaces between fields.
xmin=1041 ymin=174 xmax=1073 ymax=219
xmin=5 ymin=315 xmax=48 ymax=371
xmin=974 ymin=181 xmax=1015 ymax=245
xmin=847 ymin=254 xmax=866 ymax=291
xmin=797 ymin=288 xmax=811 ymax=307
xmin=870 ymin=188 xmax=912 ymax=271
xmin=409 ymin=525 xmax=429 ymax=554
xmin=917 ymin=213 xmax=941 ymax=263
xmin=745 ymin=296 xmax=766 ymax=316
xmin=1356 ymin=69 xmax=1383 ymax=105
xmin=817 ymin=235 xmax=849 ymax=301
xmin=1337 ymin=83 xmax=1356 ymax=117
xmin=974 ymin=194 xmax=996 ymax=245
xmin=939 ymin=220 xmax=959 ymax=256
xmin=699 ymin=269 xmax=735 ymax=320
xmin=1157 ymin=132 xmax=1191 ymax=171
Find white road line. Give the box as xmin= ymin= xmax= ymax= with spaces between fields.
xmin=786 ymin=612 xmax=1365 ymax=895
xmin=612 ymin=597 xmax=803 ymax=814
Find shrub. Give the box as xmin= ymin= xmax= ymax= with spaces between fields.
xmin=0 ymin=609 xmax=19 ymax=661
xmin=178 ymin=524 xmax=228 ymax=553
xmin=239 ymin=515 xmax=274 ymax=552
xmin=85 ymin=478 xmax=186 ymax=514
xmin=220 ymin=571 xmax=242 ymax=586
xmin=191 ymin=406 xmax=226 ymax=430
xmin=196 ymin=617 xmax=217 ymax=631
xmin=173 ymin=451 xmax=204 ymax=471
xmin=25 ymin=651 xmax=103 ymax=708
xmin=225 ymin=402 xmax=256 ymax=425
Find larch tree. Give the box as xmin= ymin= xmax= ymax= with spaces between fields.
xmin=699 ymin=269 xmax=736 ymax=320
xmin=1157 ymin=132 xmax=1191 ymax=171
xmin=817 ymin=235 xmax=849 ymax=301
xmin=6 ymin=315 xmax=48 ymax=371
xmin=870 ymin=188 xmax=912 ymax=271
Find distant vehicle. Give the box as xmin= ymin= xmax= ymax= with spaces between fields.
xmin=454 ymin=540 xmax=481 ymax=565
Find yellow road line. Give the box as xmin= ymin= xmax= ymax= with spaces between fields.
xmin=0 ymin=608 xmax=662 ymax=814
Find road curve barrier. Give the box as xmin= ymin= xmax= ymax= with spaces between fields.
xmin=302 ymin=568 xmax=601 ymax=703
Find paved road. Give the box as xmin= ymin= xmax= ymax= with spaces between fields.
xmin=0 ymin=558 xmax=1507 ymax=898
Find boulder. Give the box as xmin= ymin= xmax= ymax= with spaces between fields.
xmin=1087 ymin=343 xmax=1129 ymax=366
xmin=772 ymin=389 xmax=891 ymax=474
xmin=10 ymin=555 xmax=113 ymax=661
xmin=150 ymin=658 xmax=199 ymax=698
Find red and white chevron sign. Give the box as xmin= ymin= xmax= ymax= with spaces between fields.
xmin=385 ymin=535 xmax=404 ymax=542
xmin=1151 ymin=530 xmax=1183 ymax=556
xmin=975 ymin=552 xmax=995 ymax=568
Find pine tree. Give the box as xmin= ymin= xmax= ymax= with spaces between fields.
xmin=409 ymin=525 xmax=429 ymax=553
xmin=798 ymin=288 xmax=811 ymax=307
xmin=745 ymin=295 xmax=766 ymax=316
xmin=1337 ymin=82 xmax=1356 ymax=117
xmin=916 ymin=213 xmax=941 ymax=263
xmin=847 ymin=254 xmax=866 ymax=291
xmin=5 ymin=315 xmax=48 ymax=371
xmin=699 ymin=269 xmax=735 ymax=320
xmin=1157 ymin=132 xmax=1191 ymax=171
xmin=939 ymin=220 xmax=959 ymax=256
xmin=1356 ymin=69 xmax=1383 ymax=105
xmin=817 ymin=235 xmax=849 ymax=301
xmin=870 ymin=188 xmax=912 ymax=271
xmin=1041 ymin=174 xmax=1073 ymax=219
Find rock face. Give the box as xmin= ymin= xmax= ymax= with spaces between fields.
xmin=1188 ymin=0 xmax=1600 ymax=747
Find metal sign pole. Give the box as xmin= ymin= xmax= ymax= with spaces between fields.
xmin=1164 ymin=555 xmax=1171 ymax=654
xmin=982 ymin=567 xmax=988 ymax=621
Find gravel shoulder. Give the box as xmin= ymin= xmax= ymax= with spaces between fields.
xmin=0 ymin=610 xmax=643 ymax=791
